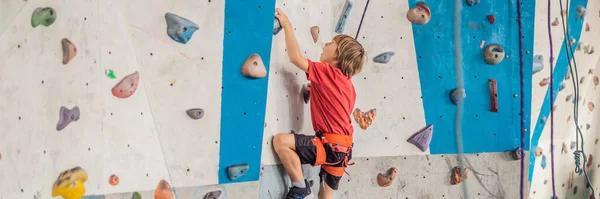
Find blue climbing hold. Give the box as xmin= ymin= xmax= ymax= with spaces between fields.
xmin=335 ymin=0 xmax=353 ymax=33
xmin=227 ymin=164 xmax=249 ymax=181
xmin=450 ymin=88 xmax=466 ymax=105
xmin=532 ymin=55 xmax=544 ymax=74
xmin=373 ymin=52 xmax=395 ymax=64
xmin=165 ymin=13 xmax=199 ymax=44
xmin=559 ymin=82 xmax=566 ymax=91
xmin=273 ymin=17 xmax=282 ymax=35
xmin=541 ymin=155 xmax=547 ymax=169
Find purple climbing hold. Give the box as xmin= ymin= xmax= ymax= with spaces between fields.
xmin=301 ymin=83 xmax=310 ymax=104
xmin=204 ymin=190 xmax=222 ymax=199
xmin=186 ymin=108 xmax=204 ymax=120
xmin=511 ymin=147 xmax=523 ymax=160
xmin=407 ymin=124 xmax=433 ymax=152
xmin=227 ymin=163 xmax=249 ymax=181
xmin=57 ymin=106 xmax=80 ymax=131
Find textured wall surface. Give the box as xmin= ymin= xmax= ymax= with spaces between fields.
xmin=0 ymin=0 xmax=598 ymax=199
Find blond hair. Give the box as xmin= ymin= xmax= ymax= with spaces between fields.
xmin=333 ymin=34 xmax=366 ymax=77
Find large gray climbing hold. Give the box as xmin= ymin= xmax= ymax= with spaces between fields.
xmin=450 ymin=88 xmax=466 ymax=105
xmin=483 ymin=44 xmax=505 ymax=65
xmin=186 ymin=108 xmax=205 ymax=120
xmin=57 ymin=106 xmax=80 ymax=131
xmin=576 ymin=6 xmax=586 ymax=19
xmin=407 ymin=124 xmax=433 ymax=152
xmin=335 ymin=0 xmax=353 ymax=33
xmin=165 ymin=13 xmax=199 ymax=44
xmin=466 ymin=0 xmax=480 ymax=6
xmin=373 ymin=52 xmax=395 ymax=64
xmin=204 ymin=190 xmax=222 ymax=199
xmin=510 ymin=147 xmax=523 ymax=160
xmin=532 ymin=55 xmax=544 ymax=74
xmin=227 ymin=164 xmax=249 ymax=181
xmin=273 ymin=17 xmax=282 ymax=35
xmin=301 ymin=83 xmax=310 ymax=104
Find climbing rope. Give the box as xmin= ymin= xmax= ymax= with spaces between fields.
xmin=452 ymin=0 xmax=469 ymax=198
xmin=354 ymin=0 xmax=370 ymax=40
xmin=557 ymin=0 xmax=596 ymax=196
xmin=545 ymin=0 xmax=557 ymax=196
xmin=516 ymin=0 xmax=525 ymax=198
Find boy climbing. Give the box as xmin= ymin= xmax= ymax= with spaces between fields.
xmin=272 ymin=8 xmax=366 ymax=199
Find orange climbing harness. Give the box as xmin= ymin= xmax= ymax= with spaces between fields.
xmin=311 ymin=132 xmax=355 ymax=177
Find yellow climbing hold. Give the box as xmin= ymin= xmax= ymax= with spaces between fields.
xmin=52 ymin=166 xmax=88 ymax=199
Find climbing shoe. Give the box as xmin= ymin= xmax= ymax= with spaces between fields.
xmin=285 ymin=180 xmax=311 ymax=199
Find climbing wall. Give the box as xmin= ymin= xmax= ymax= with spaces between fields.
xmin=1 ymin=0 xmax=599 ymax=199
xmin=527 ymin=0 xmax=600 ymax=197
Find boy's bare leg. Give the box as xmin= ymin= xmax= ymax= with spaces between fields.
xmin=318 ymin=181 xmax=334 ymax=199
xmin=273 ymin=133 xmax=304 ymax=183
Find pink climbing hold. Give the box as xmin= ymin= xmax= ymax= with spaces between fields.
xmin=111 ymin=71 xmax=140 ymax=99
xmin=407 ymin=124 xmax=433 ymax=152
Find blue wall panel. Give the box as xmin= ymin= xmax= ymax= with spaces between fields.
xmin=218 ymin=0 xmax=276 ymax=184
xmin=409 ymin=0 xmax=535 ymax=154
xmin=528 ymin=0 xmax=588 ymax=181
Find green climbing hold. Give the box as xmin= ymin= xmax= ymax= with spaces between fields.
xmin=131 ymin=192 xmax=142 ymax=199
xmin=31 ymin=7 xmax=56 ymax=27
xmin=106 ymin=69 xmax=116 ymax=79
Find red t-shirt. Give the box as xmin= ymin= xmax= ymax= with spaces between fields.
xmin=305 ymin=59 xmax=356 ymax=136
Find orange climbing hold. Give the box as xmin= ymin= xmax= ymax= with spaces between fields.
xmin=61 ymin=38 xmax=77 ymax=65
xmin=109 ymin=174 xmax=119 ymax=186
xmin=111 ymin=71 xmax=140 ymax=99
xmin=376 ymin=167 xmax=397 ymax=187
xmin=353 ymin=108 xmax=376 ymax=130
xmin=406 ymin=2 xmax=431 ymax=25
xmin=241 ymin=53 xmax=266 ymax=78
xmin=594 ymin=76 xmax=599 ymax=86
xmin=154 ymin=180 xmax=174 ymax=199
xmin=310 ymin=26 xmax=320 ymax=43
xmin=586 ymin=154 xmax=593 ymax=169
xmin=553 ymin=104 xmax=557 ymax=113
xmin=450 ymin=166 xmax=468 ymax=185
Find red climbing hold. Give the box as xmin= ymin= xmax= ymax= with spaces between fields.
xmin=241 ymin=54 xmax=267 ymax=78
xmin=376 ymin=167 xmax=397 ymax=187
xmin=487 ymin=15 xmax=496 ymax=24
xmin=588 ymin=102 xmax=595 ymax=112
xmin=539 ymin=77 xmax=550 ymax=86
xmin=111 ymin=71 xmax=139 ymax=99
xmin=61 ymin=38 xmax=77 ymax=65
xmin=488 ymin=79 xmax=498 ymax=112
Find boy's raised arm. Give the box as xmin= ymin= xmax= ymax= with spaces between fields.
xmin=276 ymin=8 xmax=309 ymax=73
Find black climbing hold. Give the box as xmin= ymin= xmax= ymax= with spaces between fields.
xmin=510 ymin=147 xmax=522 ymax=160
xmin=335 ymin=0 xmax=353 ymax=33
xmin=483 ymin=44 xmax=505 ymax=65
xmin=204 ymin=190 xmax=222 ymax=199
xmin=165 ymin=13 xmax=199 ymax=44
xmin=466 ymin=0 xmax=480 ymax=6
xmin=301 ymin=83 xmax=310 ymax=104
xmin=186 ymin=108 xmax=205 ymax=120
xmin=407 ymin=124 xmax=433 ymax=152
xmin=373 ymin=52 xmax=395 ymax=64
xmin=273 ymin=17 xmax=282 ymax=35
xmin=57 ymin=106 xmax=80 ymax=131
xmin=31 ymin=7 xmax=56 ymax=27
xmin=450 ymin=88 xmax=466 ymax=105
xmin=227 ymin=164 xmax=249 ymax=181
xmin=574 ymin=186 xmax=578 ymax=195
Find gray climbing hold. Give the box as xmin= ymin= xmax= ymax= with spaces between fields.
xmin=576 ymin=6 xmax=586 ymax=19
xmin=407 ymin=124 xmax=433 ymax=152
xmin=532 ymin=55 xmax=544 ymax=74
xmin=511 ymin=147 xmax=523 ymax=160
xmin=165 ymin=13 xmax=199 ymax=44
xmin=227 ymin=163 xmax=249 ymax=181
xmin=570 ymin=141 xmax=576 ymax=150
xmin=466 ymin=0 xmax=480 ymax=6
xmin=57 ymin=106 xmax=80 ymax=131
xmin=273 ymin=17 xmax=282 ymax=35
xmin=483 ymin=44 xmax=505 ymax=65
xmin=541 ymin=116 xmax=547 ymax=124
xmin=544 ymin=180 xmax=548 ymax=184
xmin=551 ymin=17 xmax=559 ymax=26
xmin=559 ymin=82 xmax=566 ymax=91
xmin=204 ymin=190 xmax=222 ymax=199
xmin=335 ymin=0 xmax=353 ymax=33
xmin=450 ymin=88 xmax=466 ymax=105
xmin=301 ymin=83 xmax=310 ymax=104
xmin=373 ymin=52 xmax=395 ymax=64
xmin=586 ymin=123 xmax=591 ymax=130
xmin=566 ymin=94 xmax=573 ymax=102
xmin=186 ymin=108 xmax=204 ymax=120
